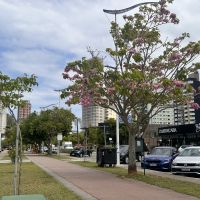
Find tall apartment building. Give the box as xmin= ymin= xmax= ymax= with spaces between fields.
xmin=105 ymin=107 xmax=116 ymax=120
xmin=148 ymin=105 xmax=174 ymax=125
xmin=82 ymin=105 xmax=116 ymax=128
xmin=174 ymin=71 xmax=200 ymax=125
xmin=19 ymin=100 xmax=31 ymax=121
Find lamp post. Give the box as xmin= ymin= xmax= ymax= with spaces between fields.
xmin=54 ymin=89 xmax=63 ymax=108
xmin=40 ymin=103 xmax=57 ymax=111
xmin=75 ymin=118 xmax=80 ymax=145
xmin=57 ymin=133 xmax=63 ymax=156
xmin=103 ymin=1 xmax=158 ymax=166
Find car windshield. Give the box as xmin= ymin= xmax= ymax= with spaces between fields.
xmin=120 ymin=146 xmax=128 ymax=154
xmin=151 ymin=148 xmax=172 ymax=156
xmin=179 ymin=148 xmax=200 ymax=157
xmin=180 ymin=145 xmax=189 ymax=149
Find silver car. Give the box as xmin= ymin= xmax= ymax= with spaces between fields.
xmin=171 ymin=146 xmax=200 ymax=175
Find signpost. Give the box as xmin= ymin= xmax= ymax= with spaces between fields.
xmin=57 ymin=133 xmax=63 ymax=156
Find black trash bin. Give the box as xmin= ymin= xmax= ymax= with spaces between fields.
xmin=96 ymin=147 xmax=117 ymax=167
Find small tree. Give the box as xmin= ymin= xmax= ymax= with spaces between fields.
xmin=62 ymin=0 xmax=200 ymax=174
xmin=0 ymin=71 xmax=38 ymax=193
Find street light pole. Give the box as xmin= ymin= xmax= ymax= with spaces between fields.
xmin=54 ymin=89 xmax=63 ymax=108
xmin=40 ymin=103 xmax=57 ymax=111
xmin=75 ymin=118 xmax=80 ymax=144
xmin=103 ymin=1 xmax=158 ymax=166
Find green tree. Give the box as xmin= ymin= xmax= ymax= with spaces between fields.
xmin=88 ymin=127 xmax=103 ymax=146
xmin=65 ymin=132 xmax=85 ymax=146
xmin=62 ymin=0 xmax=200 ymax=174
xmin=35 ymin=107 xmax=75 ymax=154
xmin=21 ymin=112 xmax=46 ymax=152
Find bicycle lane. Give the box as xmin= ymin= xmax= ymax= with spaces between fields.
xmin=27 ymin=155 xmax=200 ymax=200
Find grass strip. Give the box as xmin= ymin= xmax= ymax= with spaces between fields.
xmin=0 ymin=162 xmax=81 ymax=200
xmin=72 ymin=161 xmax=200 ymax=199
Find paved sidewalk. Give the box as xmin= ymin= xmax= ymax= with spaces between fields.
xmin=27 ymin=155 xmax=200 ymax=200
xmin=0 ymin=150 xmax=7 ymax=160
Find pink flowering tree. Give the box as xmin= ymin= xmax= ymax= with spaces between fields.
xmin=62 ymin=0 xmax=200 ymax=174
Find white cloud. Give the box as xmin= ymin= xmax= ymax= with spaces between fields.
xmin=0 ymin=0 xmax=200 ymax=118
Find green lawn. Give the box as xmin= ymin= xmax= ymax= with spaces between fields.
xmin=73 ymin=161 xmax=200 ymax=199
xmin=0 ymin=162 xmax=81 ymax=200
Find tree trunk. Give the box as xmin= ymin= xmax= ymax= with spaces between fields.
xmin=47 ymin=137 xmax=52 ymax=155
xmin=128 ymin=128 xmax=137 ymax=175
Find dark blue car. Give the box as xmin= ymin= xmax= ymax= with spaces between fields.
xmin=141 ymin=146 xmax=178 ymax=171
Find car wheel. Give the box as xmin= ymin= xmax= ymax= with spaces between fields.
xmin=125 ymin=156 xmax=129 ymax=164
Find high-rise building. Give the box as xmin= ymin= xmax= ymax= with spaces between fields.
xmin=19 ymin=100 xmax=31 ymax=121
xmin=149 ymin=107 xmax=174 ymax=125
xmin=174 ymin=71 xmax=200 ymax=125
xmin=82 ymin=105 xmax=116 ymax=128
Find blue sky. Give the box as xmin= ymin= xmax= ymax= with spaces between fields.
xmin=1 ymin=0 xmax=200 ymax=120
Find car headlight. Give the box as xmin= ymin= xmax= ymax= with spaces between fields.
xmin=172 ymin=162 xmax=177 ymax=166
xmin=195 ymin=163 xmax=200 ymax=166
xmin=163 ymin=159 xmax=171 ymax=162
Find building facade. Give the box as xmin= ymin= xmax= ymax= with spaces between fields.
xmin=19 ymin=100 xmax=31 ymax=121
xmin=82 ymin=105 xmax=116 ymax=128
xmin=0 ymin=101 xmax=7 ymax=150
xmin=149 ymin=107 xmax=174 ymax=125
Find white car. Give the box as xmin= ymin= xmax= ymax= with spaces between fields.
xmin=178 ymin=145 xmax=193 ymax=153
xmin=171 ymin=146 xmax=200 ymax=175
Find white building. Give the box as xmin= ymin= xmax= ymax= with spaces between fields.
xmin=149 ymin=106 xmax=174 ymax=125
xmin=82 ymin=105 xmax=116 ymax=128
xmin=0 ymin=101 xmax=7 ymax=150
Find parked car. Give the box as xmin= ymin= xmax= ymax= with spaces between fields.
xmin=70 ymin=147 xmax=91 ymax=157
xmin=120 ymin=145 xmax=129 ymax=164
xmin=178 ymin=145 xmax=193 ymax=153
xmin=41 ymin=146 xmax=48 ymax=153
xmin=120 ymin=143 xmax=147 ymax=164
xmin=52 ymin=146 xmax=58 ymax=154
xmin=141 ymin=146 xmax=178 ymax=171
xmin=171 ymin=146 xmax=200 ymax=175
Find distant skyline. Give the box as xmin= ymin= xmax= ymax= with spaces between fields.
xmin=1 ymin=0 xmax=200 ymax=119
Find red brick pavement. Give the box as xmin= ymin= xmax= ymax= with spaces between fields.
xmin=28 ymin=155 xmax=200 ymax=200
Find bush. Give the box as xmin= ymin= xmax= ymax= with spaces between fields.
xmin=8 ymin=149 xmax=16 ymax=164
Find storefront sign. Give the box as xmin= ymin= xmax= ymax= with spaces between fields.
xmin=158 ymin=124 xmax=196 ymax=136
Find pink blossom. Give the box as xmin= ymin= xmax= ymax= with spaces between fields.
xmin=153 ymin=83 xmax=161 ymax=90
xmin=63 ymin=73 xmax=69 ymax=79
xmin=128 ymin=48 xmax=136 ymax=54
xmin=168 ymin=52 xmax=182 ymax=62
xmin=191 ymin=102 xmax=200 ymax=110
xmin=107 ymin=87 xmax=115 ymax=94
xmin=159 ymin=0 xmax=166 ymax=6
xmin=173 ymin=80 xmax=185 ymax=88
xmin=160 ymin=8 xmax=170 ymax=15
xmin=170 ymin=13 xmax=176 ymax=20
xmin=80 ymin=94 xmax=92 ymax=106
xmin=135 ymin=37 xmax=144 ymax=45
